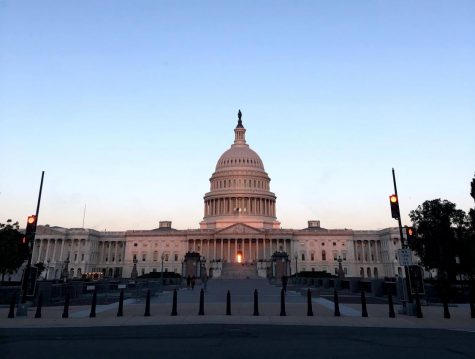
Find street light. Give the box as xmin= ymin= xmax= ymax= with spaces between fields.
xmin=63 ymin=257 xmax=70 ymax=283
xmin=294 ymin=251 xmax=298 ymax=278
xmin=161 ymin=253 xmax=165 ymax=286
xmin=45 ymin=259 xmax=50 ymax=280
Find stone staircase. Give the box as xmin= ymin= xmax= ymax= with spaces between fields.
xmin=219 ymin=262 xmax=258 ymax=279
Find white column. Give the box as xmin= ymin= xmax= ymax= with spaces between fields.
xmin=37 ymin=239 xmax=44 ymax=262
xmin=227 ymin=239 xmax=231 ymax=262
xmin=59 ymin=240 xmax=65 ymax=262
xmin=263 ymin=239 xmax=266 ymax=260
xmin=213 ymin=239 xmax=217 ymax=260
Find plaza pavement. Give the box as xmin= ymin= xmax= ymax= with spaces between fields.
xmin=1 ymin=278 xmax=474 ymax=332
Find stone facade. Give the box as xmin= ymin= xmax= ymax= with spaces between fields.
xmin=31 ymin=113 xmax=405 ymax=280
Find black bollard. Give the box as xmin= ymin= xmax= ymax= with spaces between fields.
xmin=307 ymin=289 xmax=313 ymax=316
xmin=442 ymin=285 xmax=450 ymax=319
xmin=334 ymin=289 xmax=340 ymax=317
xmin=361 ymin=290 xmax=368 ymax=318
xmin=144 ymin=289 xmax=151 ymax=317
xmin=117 ymin=289 xmax=124 ymax=317
xmin=35 ymin=292 xmax=43 ymax=319
xmin=388 ymin=289 xmax=395 ymax=318
xmin=171 ymin=289 xmax=178 ymax=316
xmin=8 ymin=292 xmax=16 ymax=319
xmin=280 ymin=288 xmax=286 ymax=316
xmin=226 ymin=290 xmax=231 ymax=316
xmin=415 ymin=292 xmax=423 ymax=318
xmin=198 ymin=288 xmax=205 ymax=315
xmin=253 ymin=289 xmax=259 ymax=316
xmin=470 ymin=286 xmax=475 ymax=319
xmin=62 ymin=288 xmax=70 ymax=318
xmin=443 ymin=299 xmax=451 ymax=319
xmin=90 ymin=289 xmax=97 ymax=318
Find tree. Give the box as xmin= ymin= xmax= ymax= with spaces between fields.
xmin=409 ymin=199 xmax=468 ymax=281
xmin=460 ymin=174 xmax=475 ymax=278
xmin=0 ymin=220 xmax=26 ymax=282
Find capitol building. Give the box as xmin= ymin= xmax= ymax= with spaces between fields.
xmin=31 ymin=112 xmax=404 ymax=280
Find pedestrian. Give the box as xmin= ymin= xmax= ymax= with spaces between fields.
xmin=191 ymin=276 xmax=196 ymax=290
xmin=186 ymin=275 xmax=191 ymax=289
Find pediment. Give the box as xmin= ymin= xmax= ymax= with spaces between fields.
xmin=214 ymin=223 xmax=264 ymax=235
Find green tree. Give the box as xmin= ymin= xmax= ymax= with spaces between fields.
xmin=0 ymin=220 xmax=26 ymax=282
xmin=409 ymin=199 xmax=468 ymax=281
xmin=460 ymin=174 xmax=475 ymax=278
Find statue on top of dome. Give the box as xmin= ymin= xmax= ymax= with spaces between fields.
xmin=237 ymin=109 xmax=244 ymax=128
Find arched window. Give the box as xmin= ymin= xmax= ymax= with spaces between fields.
xmin=367 ymin=267 xmax=372 ymax=278
xmin=373 ymin=267 xmax=378 ymax=278
xmin=360 ymin=267 xmax=364 ymax=278
xmin=322 ymin=250 xmax=326 ymax=261
xmin=153 ymin=251 xmax=158 ymax=261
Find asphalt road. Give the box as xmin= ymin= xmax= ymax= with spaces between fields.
xmin=1 ymin=325 xmax=474 ymax=359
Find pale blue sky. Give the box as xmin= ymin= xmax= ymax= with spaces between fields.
xmin=1 ymin=0 xmax=474 ymax=231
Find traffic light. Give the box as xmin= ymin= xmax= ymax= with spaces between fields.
xmin=389 ymin=194 xmax=400 ymax=219
xmin=19 ymin=215 xmax=37 ymax=259
xmin=21 ymin=215 xmax=37 ymax=249
xmin=406 ymin=226 xmax=415 ymax=246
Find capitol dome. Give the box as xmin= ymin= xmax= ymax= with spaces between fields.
xmin=200 ymin=111 xmax=280 ymax=230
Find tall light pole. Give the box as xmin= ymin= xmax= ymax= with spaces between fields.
xmin=160 ymin=253 xmax=165 ymax=286
xmin=294 ymin=252 xmax=298 ymax=278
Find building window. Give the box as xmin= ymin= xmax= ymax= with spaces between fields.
xmin=342 ymin=251 xmax=347 ymax=261
xmin=74 ymin=253 xmax=77 ymax=261
xmin=301 ymin=253 xmax=305 ymax=261
xmin=142 ymin=253 xmax=146 ymax=262
xmin=174 ymin=254 xmax=178 ymax=261
xmin=134 ymin=243 xmax=138 ymax=247
xmin=322 ymin=250 xmax=326 ymax=261
xmin=165 ymin=253 xmax=169 ymax=261
xmin=333 ymin=242 xmax=336 ymax=246
xmin=310 ymin=253 xmax=315 ymax=261
xmin=153 ymin=251 xmax=158 ymax=261
xmin=81 ymin=253 xmax=84 ymax=261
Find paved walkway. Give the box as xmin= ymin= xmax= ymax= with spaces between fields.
xmin=1 ymin=279 xmax=474 ymax=331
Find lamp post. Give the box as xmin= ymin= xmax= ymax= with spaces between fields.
xmin=337 ymin=256 xmax=344 ymax=279
xmin=160 ymin=253 xmax=165 ymax=286
xmin=45 ymin=259 xmax=50 ymax=280
xmin=63 ymin=257 xmax=70 ymax=283
xmin=294 ymin=252 xmax=298 ymax=278
xmin=131 ymin=257 xmax=138 ymax=279
xmin=181 ymin=257 xmax=185 ymax=278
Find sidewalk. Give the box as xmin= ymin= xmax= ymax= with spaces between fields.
xmin=1 ymin=288 xmax=474 ymax=331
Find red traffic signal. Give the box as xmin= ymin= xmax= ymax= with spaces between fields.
xmin=389 ymin=194 xmax=400 ymax=219
xmin=25 ymin=215 xmax=37 ymax=239
xmin=406 ymin=226 xmax=415 ymax=245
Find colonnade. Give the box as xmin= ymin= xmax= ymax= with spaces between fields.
xmin=204 ymin=197 xmax=276 ymax=217
xmin=188 ymin=238 xmax=291 ymax=262
xmin=353 ymin=240 xmax=382 ymax=263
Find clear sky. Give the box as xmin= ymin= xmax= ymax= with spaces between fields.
xmin=1 ymin=0 xmax=474 ymax=231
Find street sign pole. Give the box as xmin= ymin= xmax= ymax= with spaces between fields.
xmin=392 ymin=168 xmax=410 ymax=314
